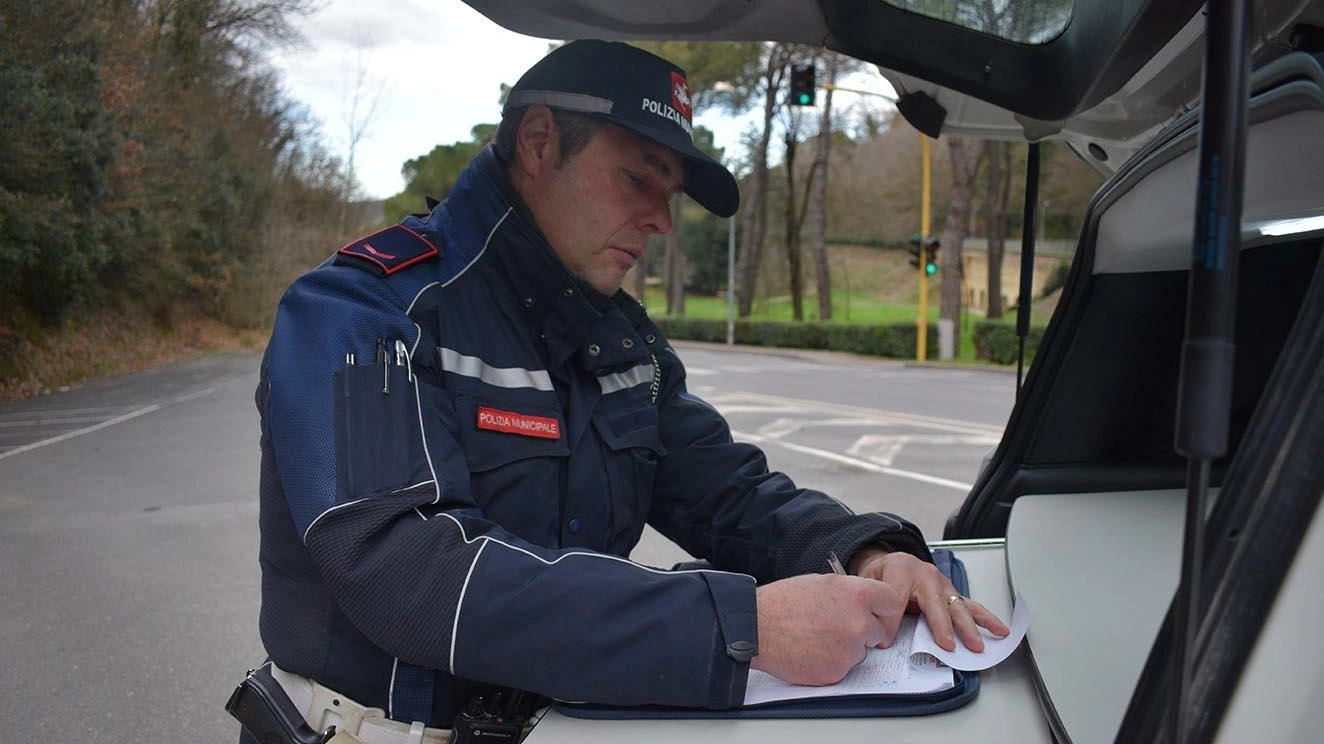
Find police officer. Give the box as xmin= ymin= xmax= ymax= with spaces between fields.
xmin=247 ymin=40 xmax=1007 ymax=743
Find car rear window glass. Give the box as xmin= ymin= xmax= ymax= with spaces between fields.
xmin=881 ymin=0 xmax=1074 ymax=44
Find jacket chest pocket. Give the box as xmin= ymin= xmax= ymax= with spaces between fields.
xmin=454 ymin=393 xmax=569 ymax=544
xmin=591 ymin=405 xmax=667 ymax=551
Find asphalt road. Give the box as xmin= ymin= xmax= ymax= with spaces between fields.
xmin=0 ymin=343 xmax=1014 ymax=741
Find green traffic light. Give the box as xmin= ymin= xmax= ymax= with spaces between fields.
xmin=798 ymin=93 xmax=811 ymax=105
xmin=925 ymin=263 xmax=938 ymax=276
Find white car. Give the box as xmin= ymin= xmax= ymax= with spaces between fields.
xmin=464 ymin=1 xmax=1324 ymax=741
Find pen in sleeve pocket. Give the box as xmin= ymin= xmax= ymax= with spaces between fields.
xmin=377 ymin=338 xmax=389 ymax=395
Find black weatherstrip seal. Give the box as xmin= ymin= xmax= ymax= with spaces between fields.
xmin=1116 ymin=233 xmax=1324 ymax=740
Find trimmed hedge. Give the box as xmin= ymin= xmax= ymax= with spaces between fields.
xmin=652 ymin=317 xmax=1049 ymax=365
xmin=972 ymin=321 xmax=1046 ymax=364
xmin=652 ymin=318 xmax=938 ymax=360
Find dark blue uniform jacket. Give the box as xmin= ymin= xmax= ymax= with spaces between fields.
xmin=255 ymin=146 xmax=931 ymax=725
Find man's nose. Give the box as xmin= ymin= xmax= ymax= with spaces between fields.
xmin=636 ymin=196 xmax=675 ymax=235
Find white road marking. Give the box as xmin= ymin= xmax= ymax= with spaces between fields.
xmin=757 ymin=417 xmax=810 ymax=439
xmin=850 ymin=437 xmax=907 ymax=467
xmin=0 ymin=378 xmax=239 ymax=460
xmin=756 ymin=416 xmax=885 ymax=439
xmin=702 ymin=388 xmax=1000 ymax=490
xmin=0 ymin=405 xmax=140 ymax=419
xmin=0 ymin=405 xmax=161 ymax=460
xmin=707 ymin=390 xmax=1004 ymax=436
xmin=733 ymin=429 xmax=973 ymax=491
xmin=0 ymin=415 xmax=135 ymax=428
xmin=847 ymin=433 xmax=1002 ymax=467
xmin=709 ymin=404 xmax=810 ymax=415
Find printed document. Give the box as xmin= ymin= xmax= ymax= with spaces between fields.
xmin=743 ymin=592 xmax=1030 ymax=706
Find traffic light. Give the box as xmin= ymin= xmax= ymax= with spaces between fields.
xmin=908 ymin=235 xmax=940 ymax=274
xmin=924 ymin=237 xmax=940 ymax=276
xmin=790 ymin=63 xmax=816 ymax=106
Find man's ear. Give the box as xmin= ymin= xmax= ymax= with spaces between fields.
xmin=514 ymin=105 xmax=558 ymax=179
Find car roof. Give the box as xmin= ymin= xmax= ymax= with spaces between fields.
xmin=461 ymin=0 xmax=1323 ymax=174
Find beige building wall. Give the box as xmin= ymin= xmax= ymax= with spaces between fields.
xmin=960 ymin=239 xmax=1074 ymax=316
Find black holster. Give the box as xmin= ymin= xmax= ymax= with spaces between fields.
xmin=225 ymin=665 xmax=336 ymax=744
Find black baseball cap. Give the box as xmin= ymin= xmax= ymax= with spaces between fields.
xmin=504 ymin=40 xmax=740 ymax=218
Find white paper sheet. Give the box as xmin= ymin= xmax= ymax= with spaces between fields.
xmin=911 ymin=591 xmax=1031 ymax=671
xmin=742 ymin=593 xmax=1030 ymax=706
xmin=743 ymin=615 xmax=954 ymax=706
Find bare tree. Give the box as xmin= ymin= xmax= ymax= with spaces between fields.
xmin=628 ymin=43 xmax=763 ymax=314
xmin=337 ymin=34 xmax=386 ymax=235
xmin=770 ymin=45 xmax=845 ymax=322
xmin=736 ymin=43 xmax=791 ymax=317
xmin=629 ymin=256 xmax=647 ymax=302
xmin=983 ymin=141 xmax=1013 ymax=318
xmin=809 ymin=54 xmax=840 ymax=321
xmin=144 ymin=0 xmax=316 ymax=48
xmin=782 ymin=128 xmax=805 ymax=320
xmin=939 ymin=137 xmax=987 ymax=358
xmin=778 ymin=87 xmax=825 ymax=322
xmin=664 ymin=199 xmax=686 ymax=314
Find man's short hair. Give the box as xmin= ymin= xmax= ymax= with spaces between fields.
xmin=493 ymin=107 xmax=604 ymax=168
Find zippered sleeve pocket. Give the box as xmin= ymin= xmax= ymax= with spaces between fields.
xmin=332 ymin=361 xmax=430 ymax=501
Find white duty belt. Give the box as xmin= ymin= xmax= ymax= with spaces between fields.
xmin=268 ymin=663 xmax=451 ymax=744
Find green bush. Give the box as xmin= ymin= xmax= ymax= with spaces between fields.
xmin=973 ymin=321 xmax=1046 ymax=364
xmin=652 ymin=317 xmax=1050 ymax=366
xmin=652 ymin=318 xmax=939 ymax=360
xmin=1039 ymin=260 xmax=1072 ymax=298
xmin=679 ymin=211 xmax=730 ymax=296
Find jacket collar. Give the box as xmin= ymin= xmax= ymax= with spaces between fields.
xmin=440 ymin=147 xmax=651 ymax=372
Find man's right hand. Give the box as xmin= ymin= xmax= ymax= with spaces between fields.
xmin=750 ymin=573 xmax=905 ymax=686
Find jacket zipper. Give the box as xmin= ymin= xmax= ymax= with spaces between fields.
xmin=649 ymin=353 xmax=661 ymax=405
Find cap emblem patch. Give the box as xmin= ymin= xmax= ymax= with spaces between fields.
xmin=642 ymin=71 xmax=694 ymax=137
xmin=671 ymin=72 xmax=693 ymax=121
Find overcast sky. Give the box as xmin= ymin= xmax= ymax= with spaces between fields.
xmin=269 ymin=1 xmax=894 ymax=201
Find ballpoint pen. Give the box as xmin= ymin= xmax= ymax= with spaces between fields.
xmin=827 ymin=551 xmax=847 ymax=575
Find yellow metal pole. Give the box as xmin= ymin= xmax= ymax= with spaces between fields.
xmin=917 ymin=133 xmax=931 ymax=361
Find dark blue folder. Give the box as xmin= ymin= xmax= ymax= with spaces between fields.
xmin=556 ymin=549 xmax=979 ymax=719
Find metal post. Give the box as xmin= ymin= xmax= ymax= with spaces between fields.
xmin=727 ymin=214 xmax=736 ymax=345
xmin=917 ymin=134 xmax=932 ymax=361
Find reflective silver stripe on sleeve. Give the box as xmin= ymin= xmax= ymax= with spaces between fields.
xmin=437 ymin=347 xmax=554 ymax=391
xmin=598 ymin=361 xmax=655 ymax=395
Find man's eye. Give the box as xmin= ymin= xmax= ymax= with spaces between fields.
xmin=624 ymin=171 xmax=645 ymax=187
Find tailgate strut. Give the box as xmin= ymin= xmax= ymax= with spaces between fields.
xmin=1169 ymin=0 xmax=1252 ymax=740
xmin=1114 ymin=0 xmax=1254 ymax=741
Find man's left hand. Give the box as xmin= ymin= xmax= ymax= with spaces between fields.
xmin=849 ymin=548 xmax=1010 ymax=653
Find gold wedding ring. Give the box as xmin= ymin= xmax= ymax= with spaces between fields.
xmin=947 ymin=594 xmax=963 ymax=606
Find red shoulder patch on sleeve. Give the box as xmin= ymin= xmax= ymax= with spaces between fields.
xmin=335 ymin=224 xmax=440 ymax=276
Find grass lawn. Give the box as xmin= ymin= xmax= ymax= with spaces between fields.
xmin=643 ymin=288 xmax=940 ymax=324
xmin=643 ymin=287 xmax=986 ymax=362
xmin=634 ymin=244 xmax=1055 ymax=365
